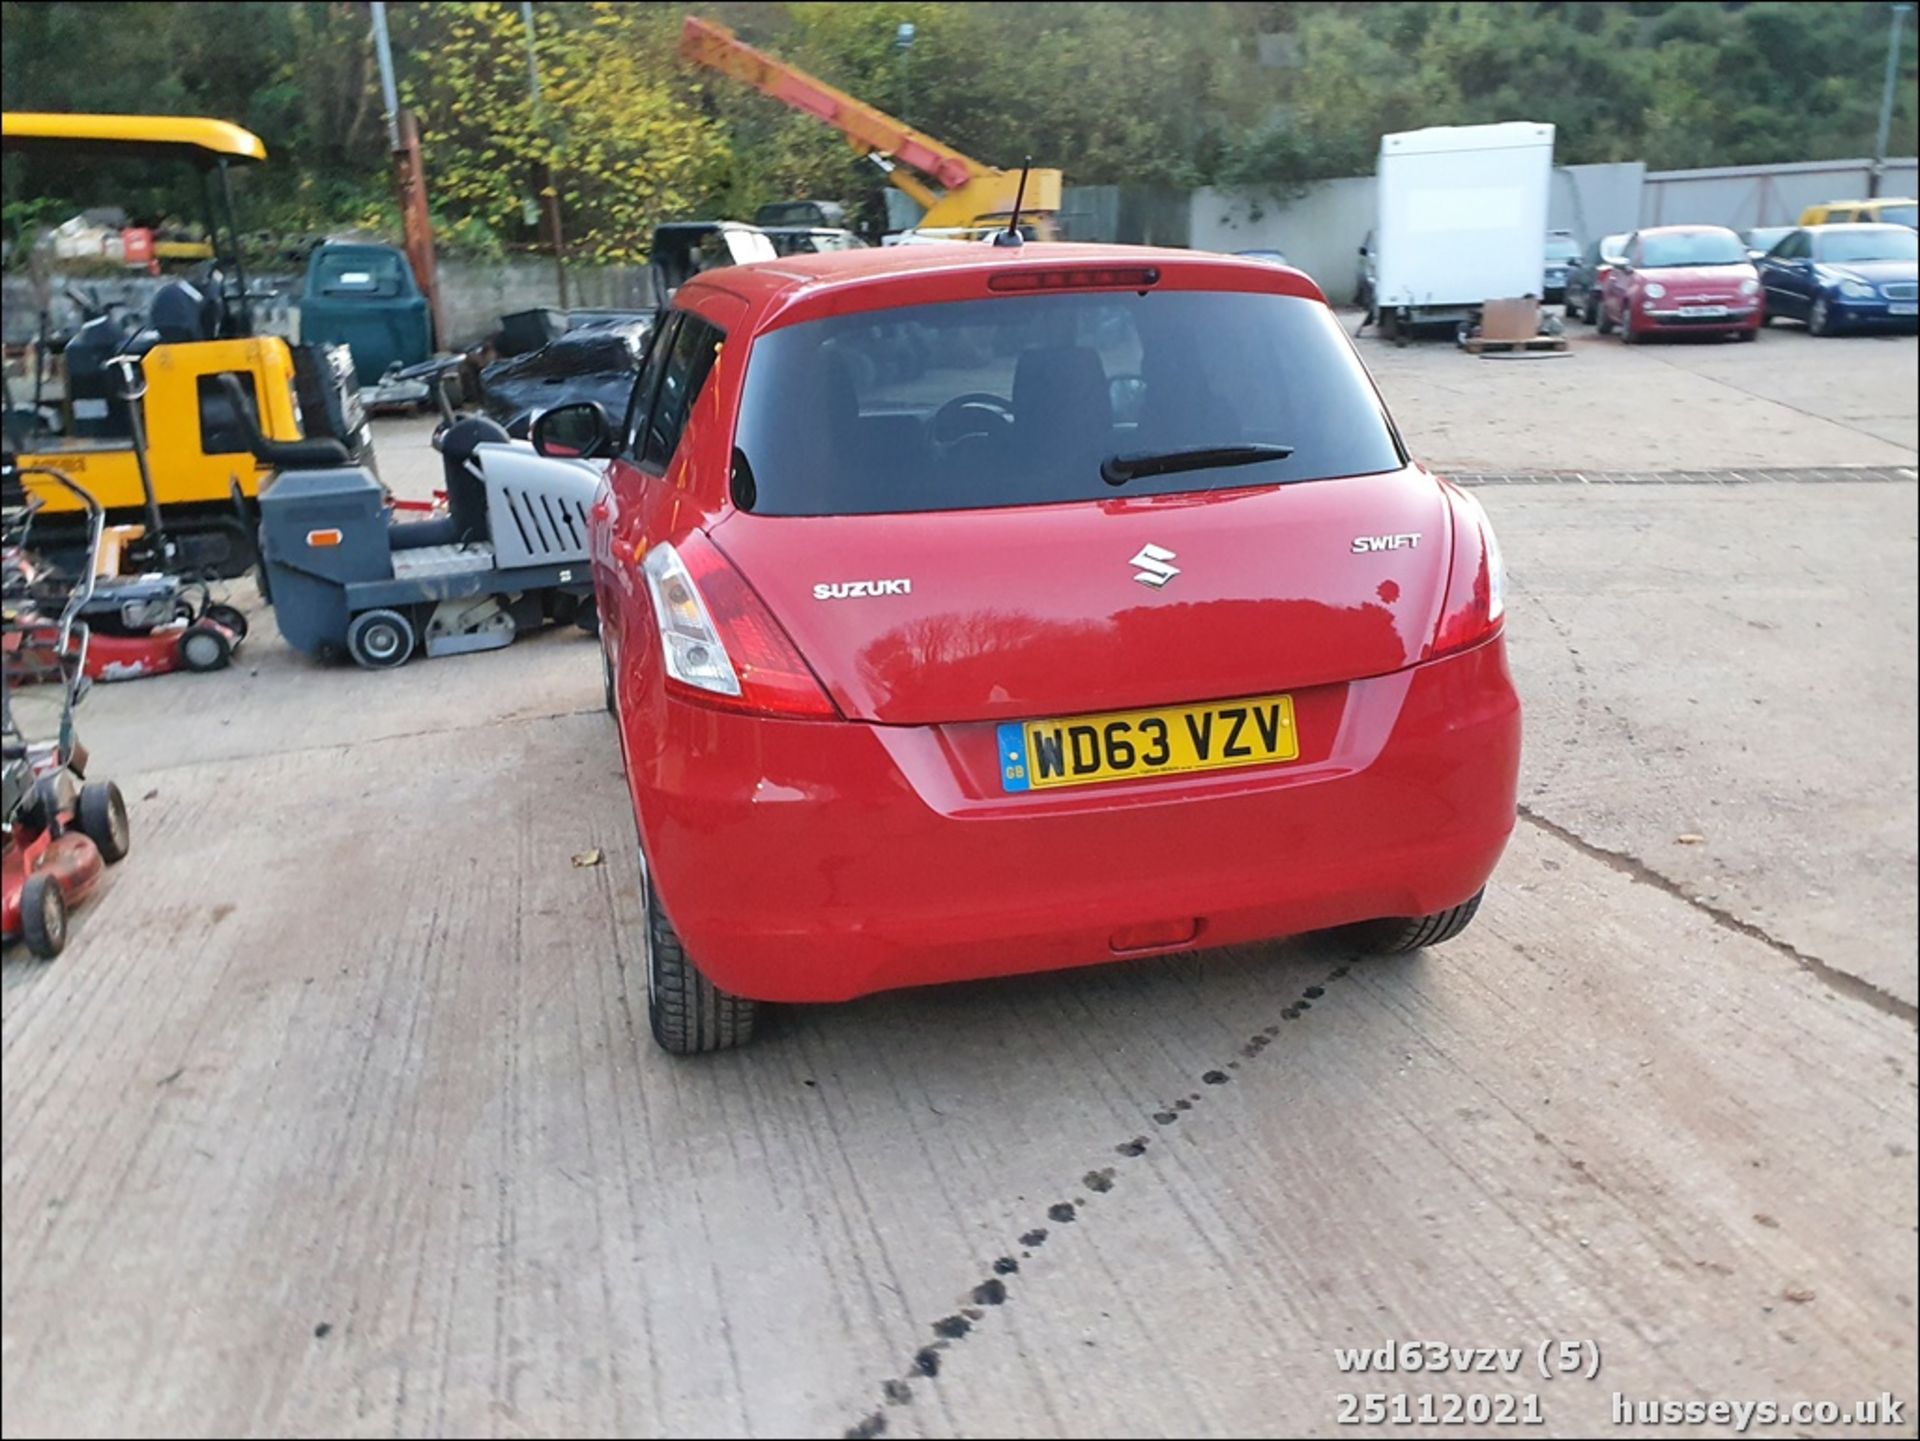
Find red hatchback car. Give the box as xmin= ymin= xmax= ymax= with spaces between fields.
xmin=1599 ymin=225 xmax=1763 ymax=342
xmin=531 ymin=243 xmax=1520 ymax=1053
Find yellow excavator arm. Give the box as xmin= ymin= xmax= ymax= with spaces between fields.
xmin=679 ymin=17 xmax=1060 ymax=233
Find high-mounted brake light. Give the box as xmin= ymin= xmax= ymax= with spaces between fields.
xmin=641 ymin=537 xmax=837 ymax=719
xmin=988 ymin=266 xmax=1161 ymax=292
xmin=1426 ymin=485 xmax=1506 ymax=659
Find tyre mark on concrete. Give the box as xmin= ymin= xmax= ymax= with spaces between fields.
xmin=1518 ymin=806 xmax=1916 ymax=1025
xmin=838 ymin=958 xmax=1355 ymax=1439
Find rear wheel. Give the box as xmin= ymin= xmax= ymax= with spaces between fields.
xmin=179 ymin=623 xmax=233 ymax=673
xmin=601 ymin=642 xmax=617 ymax=716
xmin=20 ymin=872 xmax=68 ymax=959
xmin=78 ymin=781 xmax=130 ymax=863
xmin=203 ymin=603 xmax=249 ymax=641
xmin=1596 ymin=300 xmax=1615 ymax=335
xmin=1346 ymin=889 xmax=1484 ymax=956
xmin=346 ymin=608 xmax=416 ymax=670
xmin=644 ymin=862 xmax=758 ymax=1055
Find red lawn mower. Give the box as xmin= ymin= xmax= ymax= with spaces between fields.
xmin=3 ymin=458 xmax=132 ymax=958
xmin=2 ymin=451 xmax=244 ymax=687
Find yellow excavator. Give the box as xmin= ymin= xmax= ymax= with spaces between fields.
xmin=680 ymin=17 xmax=1062 ymax=238
xmin=2 ymin=113 xmax=375 ymax=577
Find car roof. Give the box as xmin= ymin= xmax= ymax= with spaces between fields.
xmin=682 ymin=241 xmax=1312 ymax=306
xmin=1809 ymin=221 xmax=1912 ymax=232
xmin=672 ymin=242 xmax=1330 ymax=339
xmin=1635 ymin=224 xmax=1738 ymax=236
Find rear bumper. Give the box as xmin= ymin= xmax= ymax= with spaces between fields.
xmin=624 ymin=636 xmax=1522 ymax=1003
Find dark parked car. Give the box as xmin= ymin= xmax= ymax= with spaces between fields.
xmin=1741 ymin=225 xmax=1793 ymax=261
xmin=1543 ymin=230 xmax=1580 ymax=304
xmin=1563 ymin=232 xmax=1628 ymax=323
xmin=1756 ymin=224 xmax=1919 ymax=335
xmin=477 ymin=316 xmax=654 ymax=436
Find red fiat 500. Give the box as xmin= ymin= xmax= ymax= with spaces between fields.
xmin=1599 ymin=225 xmax=1764 ymax=342
xmin=535 ymin=243 xmax=1520 ymax=1053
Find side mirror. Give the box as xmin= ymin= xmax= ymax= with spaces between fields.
xmin=531 ymin=401 xmax=610 ymax=459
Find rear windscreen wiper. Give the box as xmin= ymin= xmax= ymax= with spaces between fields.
xmin=1100 ymin=443 xmax=1294 ymax=487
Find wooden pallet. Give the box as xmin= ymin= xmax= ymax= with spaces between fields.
xmin=1460 ymin=333 xmax=1569 ymax=354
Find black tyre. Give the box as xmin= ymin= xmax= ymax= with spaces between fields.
xmin=346 ymin=608 xmax=416 ymax=670
xmin=1596 ymin=302 xmax=1613 ymax=335
xmin=20 ymin=872 xmax=68 ymax=958
xmin=601 ymin=642 xmax=617 ymax=716
xmin=1808 ymin=296 xmax=1834 ymax=337
xmin=1346 ymin=889 xmax=1484 ymax=956
xmin=179 ymin=623 xmax=232 ymax=673
xmin=203 ymin=603 xmax=250 ymax=641
xmin=78 ymin=781 xmax=130 ymax=864
xmin=644 ymin=863 xmax=758 ymax=1055
xmin=575 ymin=598 xmax=599 ymax=636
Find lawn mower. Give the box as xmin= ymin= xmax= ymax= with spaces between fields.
xmin=3 ymin=455 xmax=244 ymax=684
xmin=241 ymin=378 xmax=597 ymax=669
xmin=3 ymin=458 xmax=131 ymax=959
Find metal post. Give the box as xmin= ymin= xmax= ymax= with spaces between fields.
xmin=522 ymin=1 xmax=568 ymax=307
xmin=368 ymin=2 xmax=443 ymax=345
xmin=1872 ymin=4 xmax=1914 ymax=198
xmin=894 ymin=22 xmax=916 ymax=127
xmin=395 ymin=110 xmax=444 ymax=348
xmin=370 ymin=0 xmax=401 ymax=151
xmin=521 ymin=0 xmax=541 ymax=104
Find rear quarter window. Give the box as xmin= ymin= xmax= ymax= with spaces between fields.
xmin=732 ymin=289 xmax=1403 ymax=516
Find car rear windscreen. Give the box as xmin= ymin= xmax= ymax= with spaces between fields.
xmin=732 ymin=290 xmax=1403 ymax=516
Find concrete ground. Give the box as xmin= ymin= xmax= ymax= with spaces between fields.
xmin=3 ymin=325 xmax=1915 ymax=1438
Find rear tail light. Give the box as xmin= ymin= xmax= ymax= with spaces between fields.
xmin=1426 ymin=484 xmax=1506 ymax=659
xmin=641 ymin=537 xmax=838 ymax=719
xmin=988 ymin=266 xmax=1160 ymax=292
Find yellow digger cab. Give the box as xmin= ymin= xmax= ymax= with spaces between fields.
xmin=3 ymin=112 xmax=374 ymax=577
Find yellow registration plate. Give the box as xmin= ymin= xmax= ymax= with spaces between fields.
xmin=998 ymin=693 xmax=1299 ymax=792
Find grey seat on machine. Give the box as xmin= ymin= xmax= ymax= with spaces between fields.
xmin=390 ymin=416 xmax=502 ymax=579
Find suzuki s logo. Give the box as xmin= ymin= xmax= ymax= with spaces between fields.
xmin=1352 ymin=533 xmax=1422 ymax=554
xmin=813 ymin=578 xmax=912 ymax=600
xmin=1130 ymin=543 xmax=1180 ymax=588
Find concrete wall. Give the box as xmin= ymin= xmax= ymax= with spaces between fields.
xmin=1639 ymin=157 xmax=1920 ymax=230
xmin=1189 ymin=176 xmax=1376 ymax=301
xmin=432 ymin=258 xmax=653 ymax=351
xmin=1553 ymin=163 xmax=1647 ymax=243
xmin=3 ymin=259 xmax=654 ymax=352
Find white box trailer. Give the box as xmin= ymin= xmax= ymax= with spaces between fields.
xmin=1373 ymin=121 xmax=1555 ymax=341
